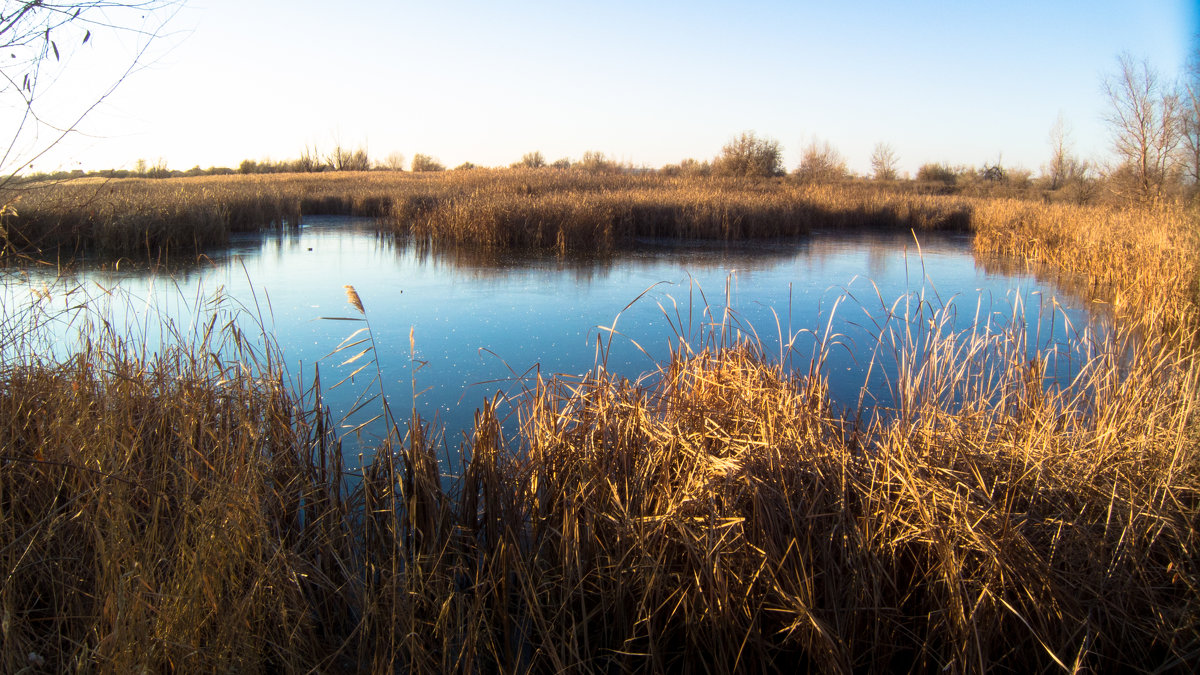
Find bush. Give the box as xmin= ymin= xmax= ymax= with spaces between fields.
xmin=512 ymin=151 xmax=545 ymax=169
xmin=411 ymin=154 xmax=445 ymax=172
xmin=576 ymin=151 xmax=618 ymax=174
xmin=792 ymin=139 xmax=846 ymax=183
xmin=714 ymin=131 xmax=783 ymax=177
xmin=917 ymin=163 xmax=958 ymax=185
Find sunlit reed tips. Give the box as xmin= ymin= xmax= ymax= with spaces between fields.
xmin=343 ymin=284 xmax=364 ymax=314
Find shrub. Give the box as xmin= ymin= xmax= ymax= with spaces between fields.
xmin=512 ymin=151 xmax=546 ymax=169
xmin=576 ymin=151 xmax=618 ymax=173
xmin=792 ymin=139 xmax=846 ymax=183
xmin=714 ymin=131 xmax=783 ymax=177
xmin=917 ymin=163 xmax=958 ymax=185
xmin=411 ymin=154 xmax=445 ymax=172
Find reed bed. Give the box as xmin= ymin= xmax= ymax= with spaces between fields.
xmin=0 ymin=294 xmax=355 ymax=671
xmin=7 ymin=171 xmax=1194 ymax=335
xmin=2 ymin=171 xmax=1199 ymax=671
xmin=972 ymin=199 xmax=1200 ymax=337
xmin=2 ymin=171 xmax=973 ymax=258
xmin=1 ymin=275 xmax=1196 ymax=672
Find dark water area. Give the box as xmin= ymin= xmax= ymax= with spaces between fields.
xmin=3 ymin=216 xmax=1105 ymax=456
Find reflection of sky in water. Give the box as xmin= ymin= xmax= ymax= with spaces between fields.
xmin=3 ymin=216 xmax=1104 ymax=454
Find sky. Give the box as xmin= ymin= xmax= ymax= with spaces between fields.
xmin=10 ymin=0 xmax=1198 ymax=176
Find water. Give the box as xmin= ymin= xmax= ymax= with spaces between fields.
xmin=3 ymin=216 xmax=1103 ymax=451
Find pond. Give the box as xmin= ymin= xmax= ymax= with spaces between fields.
xmin=3 ymin=216 xmax=1105 ymax=455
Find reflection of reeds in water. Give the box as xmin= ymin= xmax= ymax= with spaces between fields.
xmin=1 ymin=272 xmax=1196 ymax=671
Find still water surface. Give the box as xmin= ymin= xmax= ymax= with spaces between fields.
xmin=6 ymin=216 xmax=1103 ymax=449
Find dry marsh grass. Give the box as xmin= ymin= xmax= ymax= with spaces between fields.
xmin=2 ymin=170 xmax=973 ymax=258
xmin=1 ymin=171 xmax=1199 ymax=671
xmin=971 ymin=199 xmax=1200 ymax=336
xmin=7 ymin=171 xmax=1193 ymax=336
xmin=1 ymin=275 xmax=1197 ymax=672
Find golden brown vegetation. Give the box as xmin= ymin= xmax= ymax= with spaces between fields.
xmin=2 ymin=170 xmax=974 ymax=257
xmin=971 ymin=199 xmax=1200 ymax=335
xmin=2 ymin=287 xmax=1196 ymax=672
xmin=1 ymin=170 xmax=1198 ymax=671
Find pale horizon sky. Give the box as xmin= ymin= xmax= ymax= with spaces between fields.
xmin=14 ymin=0 xmax=1198 ymax=177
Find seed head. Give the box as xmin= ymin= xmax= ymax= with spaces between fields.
xmin=343 ymin=285 xmax=365 ymax=314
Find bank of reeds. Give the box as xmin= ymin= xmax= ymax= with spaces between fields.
xmin=971 ymin=199 xmax=1200 ymax=337
xmin=2 ymin=171 xmax=973 ymax=258
xmin=8 ymin=172 xmax=1195 ymax=335
xmin=2 ymin=274 xmax=1197 ymax=671
xmin=0 ymin=294 xmax=357 ymax=671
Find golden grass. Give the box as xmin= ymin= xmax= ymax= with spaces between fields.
xmin=971 ymin=199 xmax=1200 ymax=336
xmin=1 ymin=277 xmax=1196 ymax=671
xmin=1 ymin=171 xmax=1198 ymax=671
xmin=2 ymin=170 xmax=973 ymax=257
xmin=7 ymin=171 xmax=1194 ymax=336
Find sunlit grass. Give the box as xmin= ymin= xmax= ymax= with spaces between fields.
xmin=1 ymin=170 xmax=1198 ymax=670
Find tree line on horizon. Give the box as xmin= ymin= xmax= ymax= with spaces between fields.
xmin=19 ymin=50 xmax=1200 ymax=206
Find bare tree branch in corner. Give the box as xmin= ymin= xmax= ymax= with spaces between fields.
xmin=0 ymin=1 xmax=180 ymax=191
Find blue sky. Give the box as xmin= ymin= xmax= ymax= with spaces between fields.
xmin=23 ymin=0 xmax=1199 ymax=175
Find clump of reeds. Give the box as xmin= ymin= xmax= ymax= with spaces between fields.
xmin=0 ymin=289 xmax=356 ymax=672
xmin=971 ymin=199 xmax=1200 ymax=337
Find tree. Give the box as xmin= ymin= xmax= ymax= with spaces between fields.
xmin=714 ymin=131 xmax=783 ymax=178
xmin=411 ymin=153 xmax=444 ymax=172
xmin=0 ymin=1 xmax=178 ymax=187
xmin=792 ymin=138 xmax=845 ymax=183
xmin=1181 ymin=46 xmax=1200 ymax=189
xmin=327 ymin=143 xmax=369 ymax=171
xmin=1043 ymin=114 xmax=1093 ymax=198
xmin=295 ymin=144 xmax=323 ymax=172
xmin=378 ymin=151 xmax=406 ymax=171
xmin=1045 ymin=114 xmax=1074 ymax=190
xmin=1103 ymin=53 xmax=1183 ymax=202
xmin=512 ymin=151 xmax=545 ymax=169
xmin=870 ymin=142 xmax=899 ymax=180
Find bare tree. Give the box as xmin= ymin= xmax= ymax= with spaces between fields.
xmin=512 ymin=151 xmax=545 ymax=169
xmin=326 ymin=141 xmax=369 ymax=171
xmin=1103 ymin=53 xmax=1183 ymax=202
xmin=793 ymin=138 xmax=845 ymax=183
xmin=869 ymin=142 xmax=899 ymax=180
xmin=0 ymin=1 xmax=178 ymax=187
xmin=1045 ymin=114 xmax=1074 ymax=190
xmin=1181 ymin=46 xmax=1200 ymax=189
xmin=714 ymin=131 xmax=783 ymax=178
xmin=295 ymin=144 xmax=322 ymax=172
xmin=378 ymin=151 xmax=406 ymax=171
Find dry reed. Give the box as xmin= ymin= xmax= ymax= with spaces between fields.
xmin=1 ymin=171 xmax=1197 ymax=672
xmin=1 ymin=275 xmax=1196 ymax=672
